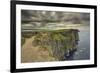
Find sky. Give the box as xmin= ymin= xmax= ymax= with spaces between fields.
xmin=21 ymin=10 xmax=90 ymax=30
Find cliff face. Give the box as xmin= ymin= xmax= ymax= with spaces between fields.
xmin=33 ymin=29 xmax=79 ymax=60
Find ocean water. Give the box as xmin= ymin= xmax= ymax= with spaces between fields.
xmin=64 ymin=26 xmax=90 ymax=60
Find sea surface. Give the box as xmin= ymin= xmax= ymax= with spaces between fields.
xmin=65 ymin=26 xmax=90 ymax=60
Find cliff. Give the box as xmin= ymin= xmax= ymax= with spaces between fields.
xmin=21 ymin=29 xmax=79 ymax=62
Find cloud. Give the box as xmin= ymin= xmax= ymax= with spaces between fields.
xmin=21 ymin=10 xmax=90 ymax=28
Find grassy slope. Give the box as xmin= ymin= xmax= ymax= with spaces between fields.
xmin=21 ymin=36 xmax=57 ymax=63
